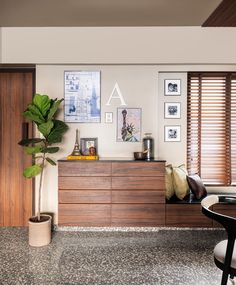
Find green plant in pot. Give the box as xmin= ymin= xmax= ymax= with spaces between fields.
xmin=18 ymin=93 xmax=69 ymax=247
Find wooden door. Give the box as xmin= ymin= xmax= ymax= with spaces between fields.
xmin=0 ymin=69 xmax=35 ymax=226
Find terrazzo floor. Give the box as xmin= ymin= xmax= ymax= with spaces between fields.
xmin=0 ymin=228 xmax=228 ymax=285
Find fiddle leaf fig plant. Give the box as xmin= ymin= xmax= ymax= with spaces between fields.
xmin=18 ymin=94 xmax=69 ymax=222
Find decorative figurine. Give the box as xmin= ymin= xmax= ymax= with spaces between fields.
xmin=70 ymin=129 xmax=81 ymax=156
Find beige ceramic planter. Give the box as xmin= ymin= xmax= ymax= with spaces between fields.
xmin=28 ymin=214 xmax=52 ymax=247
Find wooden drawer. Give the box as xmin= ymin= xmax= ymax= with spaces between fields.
xmin=59 ymin=204 xmax=111 ymax=226
xmin=111 ymin=204 xmax=165 ymax=226
xmin=59 ymin=177 xmax=111 ymax=189
xmin=58 ymin=161 xmax=111 ymax=176
xmin=166 ymin=204 xmax=212 ymax=227
xmin=59 ymin=190 xmax=111 ymax=204
xmin=112 ymin=190 xmax=165 ymax=204
xmin=112 ymin=162 xmax=165 ymax=177
xmin=112 ymin=176 xmax=164 ymax=190
xmin=213 ymin=204 xmax=236 ymax=227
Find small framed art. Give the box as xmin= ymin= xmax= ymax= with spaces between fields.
xmin=164 ymin=126 xmax=181 ymax=142
xmin=117 ymin=108 xmax=142 ymax=142
xmin=164 ymin=79 xmax=181 ymax=96
xmin=105 ymin=112 xmax=113 ymax=123
xmin=80 ymin=137 xmax=98 ymax=155
xmin=164 ymin=102 xmax=181 ymax=119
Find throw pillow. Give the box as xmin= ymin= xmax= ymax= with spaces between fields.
xmin=187 ymin=174 xmax=207 ymax=200
xmin=165 ymin=164 xmax=174 ymax=200
xmin=172 ymin=164 xmax=189 ymax=200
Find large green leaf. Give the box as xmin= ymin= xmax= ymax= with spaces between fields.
xmin=38 ymin=120 xmax=54 ymax=137
xmin=23 ymin=165 xmax=42 ymax=178
xmin=47 ymin=99 xmax=64 ymax=120
xmin=47 ymin=120 xmax=69 ymax=144
xmin=42 ymin=147 xmax=59 ymax=153
xmin=24 ymin=146 xmax=42 ymax=155
xmin=33 ymin=94 xmax=51 ymax=117
xmin=28 ymin=104 xmax=45 ymax=122
xmin=23 ymin=110 xmax=45 ymax=124
xmin=46 ymin=157 xmax=57 ymax=166
xmin=18 ymin=138 xmax=44 ymax=146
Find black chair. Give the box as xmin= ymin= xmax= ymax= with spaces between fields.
xmin=201 ymin=195 xmax=236 ymax=285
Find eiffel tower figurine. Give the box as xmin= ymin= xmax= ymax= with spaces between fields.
xmin=70 ymin=129 xmax=81 ymax=156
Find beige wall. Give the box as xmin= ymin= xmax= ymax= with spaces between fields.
xmin=2 ymin=27 xmax=236 ymax=64
xmin=2 ymin=27 xmax=236 ymax=223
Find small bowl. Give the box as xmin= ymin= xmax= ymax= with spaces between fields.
xmin=133 ymin=152 xmax=146 ymax=160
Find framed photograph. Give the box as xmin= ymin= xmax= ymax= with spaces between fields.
xmin=164 ymin=102 xmax=181 ymax=119
xmin=64 ymin=71 xmax=101 ymax=123
xmin=117 ymin=108 xmax=142 ymax=142
xmin=164 ymin=126 xmax=181 ymax=142
xmin=105 ymin=112 xmax=113 ymax=123
xmin=164 ymin=79 xmax=181 ymax=96
xmin=80 ymin=137 xmax=98 ymax=155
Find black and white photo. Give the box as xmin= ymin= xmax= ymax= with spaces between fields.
xmin=165 ymin=126 xmax=181 ymax=142
xmin=164 ymin=102 xmax=181 ymax=118
xmin=164 ymin=79 xmax=181 ymax=96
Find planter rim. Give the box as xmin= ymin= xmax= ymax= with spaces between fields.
xmin=29 ymin=214 xmax=52 ymax=225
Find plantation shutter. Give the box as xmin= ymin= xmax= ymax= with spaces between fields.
xmin=187 ymin=73 xmax=231 ymax=186
xmin=231 ymin=74 xmax=236 ymax=184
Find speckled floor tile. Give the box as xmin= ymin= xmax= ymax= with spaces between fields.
xmin=0 ymin=228 xmax=228 ymax=285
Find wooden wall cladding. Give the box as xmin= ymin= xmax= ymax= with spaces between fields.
xmin=58 ymin=160 xmax=166 ymax=227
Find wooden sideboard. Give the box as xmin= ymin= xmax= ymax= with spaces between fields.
xmin=58 ymin=159 xmax=166 ymax=227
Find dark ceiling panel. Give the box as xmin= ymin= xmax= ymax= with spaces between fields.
xmin=202 ymin=0 xmax=236 ymax=27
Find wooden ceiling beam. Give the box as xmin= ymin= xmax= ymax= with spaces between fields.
xmin=202 ymin=0 xmax=236 ymax=27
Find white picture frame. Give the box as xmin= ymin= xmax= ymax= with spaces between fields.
xmin=105 ymin=112 xmax=113 ymax=123
xmin=164 ymin=79 xmax=181 ymax=96
xmin=164 ymin=102 xmax=181 ymax=119
xmin=64 ymin=71 xmax=101 ymax=123
xmin=164 ymin=126 xmax=181 ymax=142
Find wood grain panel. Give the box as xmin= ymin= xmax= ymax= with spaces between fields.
xmin=59 ymin=177 xmax=111 ymax=189
xmin=111 ymin=204 xmax=165 ymax=226
xmin=59 ymin=204 xmax=111 ymax=226
xmin=58 ymin=161 xmax=111 ymax=176
xmin=112 ymin=190 xmax=165 ymax=204
xmin=59 ymin=190 xmax=111 ymax=203
xmin=112 ymin=176 xmax=164 ymax=190
xmin=0 ymin=70 xmax=34 ymax=226
xmin=166 ymin=204 xmax=212 ymax=227
xmin=213 ymin=204 xmax=236 ymax=227
xmin=112 ymin=162 xmax=165 ymax=177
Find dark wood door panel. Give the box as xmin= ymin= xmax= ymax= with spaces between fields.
xmin=112 ymin=190 xmax=165 ymax=204
xmin=59 ymin=190 xmax=111 ymax=204
xmin=59 ymin=177 xmax=111 ymax=189
xmin=166 ymin=204 xmax=212 ymax=227
xmin=112 ymin=176 xmax=165 ymax=190
xmin=58 ymin=161 xmax=111 ymax=176
xmin=59 ymin=204 xmax=111 ymax=226
xmin=112 ymin=162 xmax=165 ymax=177
xmin=111 ymin=204 xmax=165 ymax=226
xmin=0 ymin=70 xmax=34 ymax=226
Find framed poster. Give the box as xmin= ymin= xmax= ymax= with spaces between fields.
xmin=164 ymin=102 xmax=181 ymax=119
xmin=164 ymin=79 xmax=181 ymax=96
xmin=117 ymin=108 xmax=141 ymax=142
xmin=64 ymin=71 xmax=101 ymax=123
xmin=164 ymin=125 xmax=181 ymax=142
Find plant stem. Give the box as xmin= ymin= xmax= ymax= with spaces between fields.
xmin=37 ymin=152 xmax=46 ymax=222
